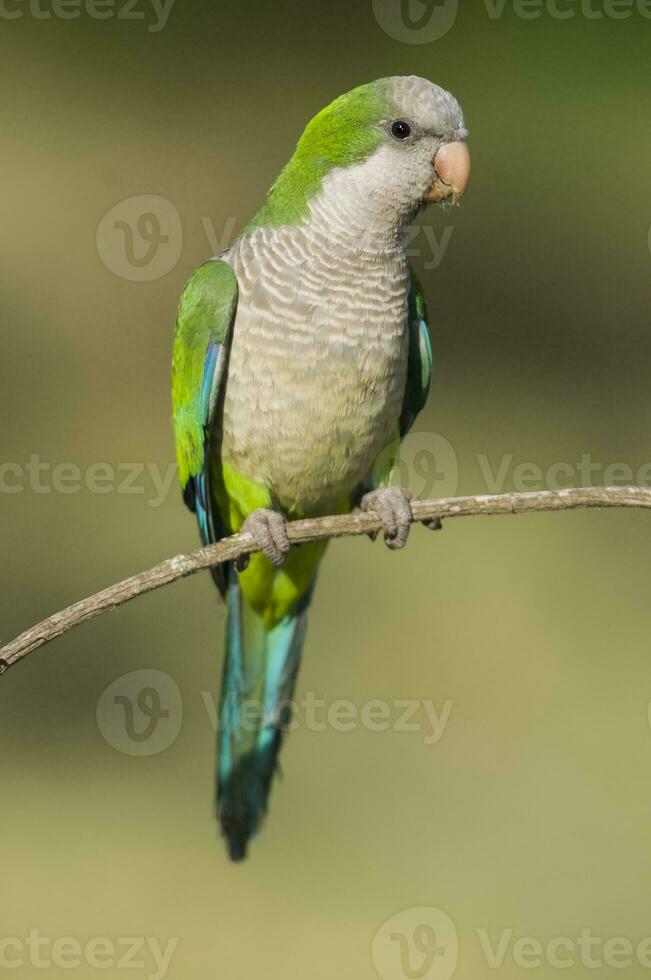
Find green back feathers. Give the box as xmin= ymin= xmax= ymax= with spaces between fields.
xmin=400 ymin=268 xmax=433 ymax=437
xmin=246 ymin=79 xmax=392 ymax=231
xmin=172 ymin=259 xmax=238 ymax=487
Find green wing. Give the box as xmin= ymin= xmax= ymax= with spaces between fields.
xmin=172 ymin=259 xmax=238 ymax=542
xmin=399 ymin=267 xmax=433 ymax=437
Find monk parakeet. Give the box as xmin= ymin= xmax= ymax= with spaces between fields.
xmin=172 ymin=75 xmax=470 ymax=860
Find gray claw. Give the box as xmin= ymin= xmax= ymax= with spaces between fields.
xmin=423 ymin=517 xmax=443 ymax=531
xmin=361 ymin=487 xmax=413 ymax=550
xmin=241 ymin=508 xmax=290 ymax=566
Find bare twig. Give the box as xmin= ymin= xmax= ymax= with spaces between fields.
xmin=1 ymin=486 xmax=649 ymax=676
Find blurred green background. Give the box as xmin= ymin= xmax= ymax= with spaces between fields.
xmin=1 ymin=1 xmax=650 ymax=977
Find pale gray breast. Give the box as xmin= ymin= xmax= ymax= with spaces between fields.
xmin=220 ymin=224 xmax=410 ymax=515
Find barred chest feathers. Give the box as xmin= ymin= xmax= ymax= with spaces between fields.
xmin=220 ymin=165 xmax=413 ymax=516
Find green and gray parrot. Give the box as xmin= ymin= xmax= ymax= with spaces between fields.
xmin=172 ymin=75 xmax=470 ymax=860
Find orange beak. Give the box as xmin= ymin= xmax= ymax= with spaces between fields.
xmin=424 ymin=140 xmax=471 ymax=205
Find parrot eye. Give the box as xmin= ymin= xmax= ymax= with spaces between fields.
xmin=390 ymin=120 xmax=411 ymax=140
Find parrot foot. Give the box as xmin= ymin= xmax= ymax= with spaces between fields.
xmin=360 ymin=487 xmax=413 ymax=551
xmin=423 ymin=517 xmax=443 ymax=531
xmin=240 ymin=509 xmax=290 ymax=567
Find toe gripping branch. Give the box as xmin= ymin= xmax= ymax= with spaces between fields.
xmin=422 ymin=517 xmax=443 ymax=531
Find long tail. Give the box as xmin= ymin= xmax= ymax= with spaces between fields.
xmin=217 ymin=567 xmax=312 ymax=861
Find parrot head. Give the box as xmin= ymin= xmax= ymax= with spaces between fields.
xmin=250 ymin=75 xmax=470 ymax=233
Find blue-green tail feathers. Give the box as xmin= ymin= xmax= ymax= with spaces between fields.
xmin=217 ymin=568 xmax=313 ymax=861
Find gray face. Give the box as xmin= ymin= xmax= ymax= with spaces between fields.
xmin=386 ymin=75 xmax=468 ymax=144
xmin=290 ymin=76 xmax=470 ymax=242
xmin=359 ymin=76 xmax=469 ymax=221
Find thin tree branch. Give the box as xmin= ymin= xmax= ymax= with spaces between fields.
xmin=1 ymin=486 xmax=649 ymax=676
